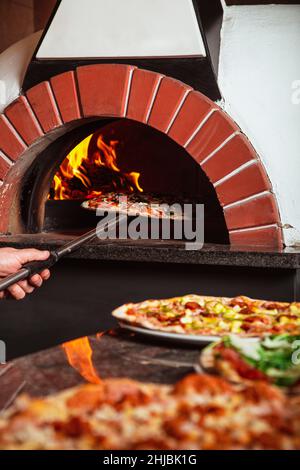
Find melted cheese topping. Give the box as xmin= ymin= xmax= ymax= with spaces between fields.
xmin=0 ymin=375 xmax=299 ymax=450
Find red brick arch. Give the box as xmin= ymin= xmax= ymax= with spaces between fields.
xmin=0 ymin=64 xmax=282 ymax=246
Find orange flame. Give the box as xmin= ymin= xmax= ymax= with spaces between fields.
xmin=62 ymin=337 xmax=101 ymax=384
xmin=49 ymin=133 xmax=143 ymax=200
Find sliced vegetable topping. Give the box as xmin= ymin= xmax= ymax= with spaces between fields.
xmin=210 ymin=334 xmax=300 ymax=387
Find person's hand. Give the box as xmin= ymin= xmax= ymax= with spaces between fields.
xmin=0 ymin=248 xmax=51 ymax=300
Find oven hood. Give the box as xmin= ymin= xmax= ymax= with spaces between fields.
xmin=23 ymin=0 xmax=222 ymax=100
xmin=37 ymin=0 xmax=207 ymax=60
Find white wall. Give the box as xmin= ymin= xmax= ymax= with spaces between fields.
xmin=0 ymin=31 xmax=41 ymax=113
xmin=219 ymin=5 xmax=300 ymax=246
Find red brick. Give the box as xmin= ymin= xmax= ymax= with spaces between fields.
xmin=0 ymin=152 xmax=11 ymax=179
xmin=0 ymin=115 xmax=27 ymax=161
xmin=229 ymin=225 xmax=283 ymax=247
xmin=215 ymin=162 xmax=271 ymax=206
xmin=168 ymin=91 xmax=216 ymax=146
xmin=224 ymin=193 xmax=280 ymax=231
xmin=51 ymin=71 xmax=81 ymax=123
xmin=77 ymin=64 xmax=135 ymax=118
xmin=126 ymin=69 xmax=163 ymax=123
xmin=201 ymin=134 xmax=257 ymax=183
xmin=187 ymin=110 xmax=239 ymax=163
xmin=4 ymin=96 xmax=44 ymax=145
xmin=26 ymin=81 xmax=62 ymax=133
xmin=148 ymin=77 xmax=191 ymax=133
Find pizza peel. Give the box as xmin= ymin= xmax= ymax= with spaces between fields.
xmin=0 ymin=190 xmax=190 ymax=292
xmin=0 ymin=215 xmax=126 ymax=292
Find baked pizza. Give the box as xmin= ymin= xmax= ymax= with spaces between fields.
xmin=200 ymin=334 xmax=300 ymax=389
xmin=82 ymin=191 xmax=190 ymax=220
xmin=112 ymin=295 xmax=300 ymax=338
xmin=1 ymin=374 xmax=300 ymax=450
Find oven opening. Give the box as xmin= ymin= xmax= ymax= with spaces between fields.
xmin=21 ymin=118 xmax=229 ymax=244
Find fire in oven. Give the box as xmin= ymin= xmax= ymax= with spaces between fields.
xmin=21 ymin=118 xmax=229 ymax=245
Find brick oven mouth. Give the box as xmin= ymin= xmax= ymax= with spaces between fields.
xmin=20 ymin=117 xmax=229 ymax=245
xmin=0 ymin=63 xmax=282 ymax=248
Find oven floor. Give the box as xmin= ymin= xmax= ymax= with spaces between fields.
xmin=0 ymin=258 xmax=298 ymax=361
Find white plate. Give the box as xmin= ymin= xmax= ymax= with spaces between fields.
xmin=119 ymin=322 xmax=260 ymax=346
xmin=118 ymin=321 xmax=221 ymax=346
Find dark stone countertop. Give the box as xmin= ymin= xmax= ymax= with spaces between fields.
xmin=0 ymin=329 xmax=200 ymax=412
xmin=0 ymin=233 xmax=300 ymax=269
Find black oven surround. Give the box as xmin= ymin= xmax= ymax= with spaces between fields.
xmin=23 ymin=0 xmax=223 ymax=100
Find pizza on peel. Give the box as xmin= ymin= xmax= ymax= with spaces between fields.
xmin=82 ymin=191 xmax=191 ymax=220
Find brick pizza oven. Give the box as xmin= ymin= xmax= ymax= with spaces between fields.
xmin=0 ymin=62 xmax=282 ymax=246
xmin=0 ymin=0 xmax=282 ymax=247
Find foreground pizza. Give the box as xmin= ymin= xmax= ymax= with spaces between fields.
xmin=201 ymin=334 xmax=300 ymax=389
xmin=82 ymin=191 xmax=190 ymax=220
xmin=1 ymin=374 xmax=300 ymax=450
xmin=113 ymin=295 xmax=300 ymax=338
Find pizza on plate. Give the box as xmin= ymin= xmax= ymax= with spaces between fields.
xmin=1 ymin=374 xmax=300 ymax=450
xmin=82 ymin=192 xmax=190 ymax=220
xmin=200 ymin=334 xmax=300 ymax=389
xmin=112 ymin=295 xmax=300 ymax=338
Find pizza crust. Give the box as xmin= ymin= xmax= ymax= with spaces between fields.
xmin=200 ymin=346 xmax=248 ymax=384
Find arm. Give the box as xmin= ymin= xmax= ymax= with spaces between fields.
xmin=0 ymin=248 xmax=51 ymax=300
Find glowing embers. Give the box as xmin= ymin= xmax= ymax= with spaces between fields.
xmin=49 ymin=133 xmax=143 ymax=200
